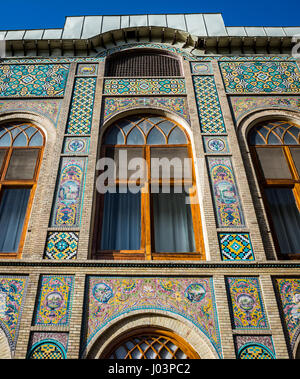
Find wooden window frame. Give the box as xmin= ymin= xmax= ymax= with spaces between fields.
xmin=249 ymin=123 xmax=300 ymax=260
xmin=0 ymin=123 xmax=45 ymax=259
xmin=93 ymin=116 xmax=205 ymax=261
xmin=101 ymin=327 xmax=200 ymax=359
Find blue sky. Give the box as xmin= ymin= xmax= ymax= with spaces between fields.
xmin=2 ymin=0 xmax=300 ymax=30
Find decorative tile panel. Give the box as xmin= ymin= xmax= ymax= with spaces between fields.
xmin=27 ymin=332 xmax=68 ymax=359
xmin=219 ymin=233 xmax=255 ymax=261
xmin=275 ymin=278 xmax=300 ymax=352
xmin=66 ymin=77 xmax=96 ymax=135
xmin=44 ymin=232 xmax=79 ymax=260
xmin=77 ymin=63 xmax=98 ymax=76
xmin=203 ymin=136 xmax=229 ymax=154
xmin=0 ymin=64 xmax=69 ymax=97
xmin=191 ymin=62 xmax=213 ymax=75
xmin=103 ymin=96 xmax=189 ymax=122
xmin=229 ymin=96 xmax=300 ymax=123
xmin=0 ymin=275 xmax=28 ymax=354
xmin=193 ymin=76 xmax=226 ymax=133
xmin=220 ymin=61 xmax=300 ymax=93
xmin=234 ymin=335 xmax=275 ymax=359
xmin=63 ymin=137 xmax=90 ymax=155
xmin=83 ymin=277 xmax=222 ymax=358
xmin=226 ymin=277 xmax=268 ymax=329
xmin=0 ymin=99 xmax=61 ymax=127
xmin=207 ymin=157 xmax=245 ymax=227
xmin=103 ymin=78 xmax=186 ymax=95
xmin=50 ymin=157 xmax=87 ymax=227
xmin=33 ymin=275 xmax=74 ymax=326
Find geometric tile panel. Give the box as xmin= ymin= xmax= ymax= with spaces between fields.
xmin=82 ymin=277 xmax=222 ymax=358
xmin=234 ymin=335 xmax=275 ymax=359
xmin=207 ymin=157 xmax=245 ymax=227
xmin=0 ymin=276 xmax=28 ymax=354
xmin=226 ymin=277 xmax=269 ymax=329
xmin=27 ymin=332 xmax=68 ymax=359
xmin=33 ymin=275 xmax=74 ymax=326
xmin=66 ymin=77 xmax=96 ymax=135
xmin=103 ymin=96 xmax=189 ymax=122
xmin=219 ymin=233 xmax=255 ymax=261
xmin=0 ymin=64 xmax=69 ymax=97
xmin=203 ymin=136 xmax=230 ymax=153
xmin=220 ymin=61 xmax=300 ymax=93
xmin=275 ymin=278 xmax=300 ymax=352
xmin=44 ymin=232 xmax=79 ymax=260
xmin=103 ymin=78 xmax=186 ymax=95
xmin=193 ymin=76 xmax=226 ymax=133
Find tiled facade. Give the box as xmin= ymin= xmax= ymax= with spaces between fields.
xmin=0 ymin=33 xmax=299 ymax=360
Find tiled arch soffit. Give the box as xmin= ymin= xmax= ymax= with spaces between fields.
xmin=84 ymin=311 xmax=219 ymax=359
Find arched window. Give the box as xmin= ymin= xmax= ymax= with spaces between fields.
xmin=105 ymin=49 xmax=182 ymax=77
xmin=93 ymin=114 xmax=204 ymax=260
xmin=102 ymin=328 xmax=200 ymax=359
xmin=0 ymin=122 xmax=45 ymax=258
xmin=249 ymin=120 xmax=300 ymax=259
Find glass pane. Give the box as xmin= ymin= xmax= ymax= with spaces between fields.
xmin=13 ymin=132 xmax=27 ymax=147
xmin=150 ymin=147 xmax=191 ymax=180
xmin=137 ymin=119 xmax=152 ymax=134
xmin=265 ymin=188 xmax=300 ymax=254
xmin=100 ymin=188 xmax=141 ymax=250
xmin=105 ymin=147 xmax=145 ymax=180
xmin=104 ymin=126 xmax=124 ymax=145
xmin=268 ymin=130 xmax=282 ymax=145
xmin=290 ymin=147 xmax=300 ymax=175
xmin=256 ymin=147 xmax=291 ymax=179
xmin=168 ymin=127 xmax=187 ymax=144
xmin=0 ymin=132 xmax=12 ymax=147
xmin=151 ymin=187 xmax=196 ymax=253
xmin=147 ymin=127 xmax=165 ymax=145
xmin=29 ymin=132 xmax=43 ymax=147
xmin=0 ymin=149 xmax=6 ymax=173
xmin=5 ymin=149 xmax=39 ymax=180
xmin=0 ymin=188 xmax=31 ymax=252
xmin=126 ymin=127 xmax=144 ymax=145
xmin=157 ymin=120 xmax=174 ymax=136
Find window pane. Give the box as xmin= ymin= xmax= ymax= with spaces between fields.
xmin=290 ymin=147 xmax=300 ymax=176
xmin=0 ymin=149 xmax=6 ymax=173
xmin=265 ymin=187 xmax=300 ymax=254
xmin=150 ymin=147 xmax=191 ymax=180
xmin=0 ymin=188 xmax=31 ymax=252
xmin=105 ymin=147 xmax=145 ymax=180
xmin=151 ymin=187 xmax=195 ymax=253
xmin=256 ymin=147 xmax=291 ymax=179
xmin=5 ymin=149 xmax=39 ymax=180
xmin=147 ymin=127 xmax=165 ymax=145
xmin=100 ymin=188 xmax=141 ymax=250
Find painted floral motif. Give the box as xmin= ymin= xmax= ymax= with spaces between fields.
xmin=276 ymin=278 xmax=300 ymax=351
xmin=0 ymin=276 xmax=28 ymax=353
xmin=207 ymin=157 xmax=245 ymax=227
xmin=227 ymin=277 xmax=268 ymax=329
xmin=83 ymin=277 xmax=222 ymax=358
xmin=34 ymin=276 xmax=74 ymax=326
xmin=51 ymin=157 xmax=86 ymax=227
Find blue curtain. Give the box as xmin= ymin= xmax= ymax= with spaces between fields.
xmin=152 ymin=190 xmax=195 ymax=253
xmin=0 ymin=188 xmax=31 ymax=252
xmin=100 ymin=189 xmax=141 ymax=250
xmin=265 ymin=188 xmax=300 ymax=254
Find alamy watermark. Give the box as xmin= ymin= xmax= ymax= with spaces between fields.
xmin=95 ymin=150 xmax=205 ymax=204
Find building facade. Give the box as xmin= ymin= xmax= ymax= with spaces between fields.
xmin=0 ymin=13 xmax=299 ymax=359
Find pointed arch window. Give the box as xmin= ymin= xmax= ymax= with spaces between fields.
xmin=249 ymin=120 xmax=300 ymax=259
xmin=0 ymin=122 xmax=45 ymax=258
xmin=93 ymin=114 xmax=204 ymax=260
